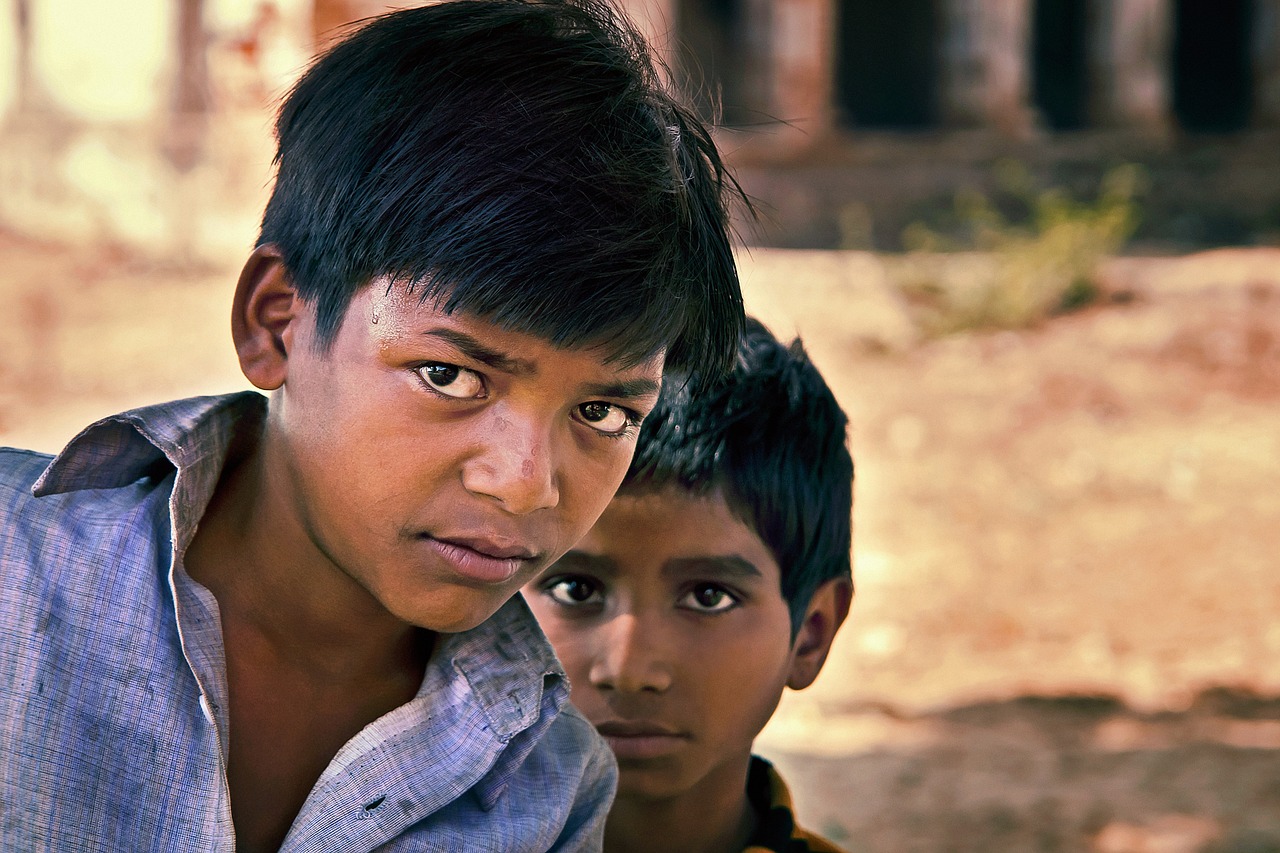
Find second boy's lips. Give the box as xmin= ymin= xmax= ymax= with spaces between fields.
xmin=595 ymin=720 xmax=691 ymax=760
xmin=595 ymin=720 xmax=688 ymax=739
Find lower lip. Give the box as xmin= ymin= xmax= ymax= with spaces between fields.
xmin=424 ymin=537 xmax=526 ymax=585
xmin=601 ymin=734 xmax=688 ymax=760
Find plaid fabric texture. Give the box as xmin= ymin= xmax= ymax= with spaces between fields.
xmin=0 ymin=393 xmax=615 ymax=852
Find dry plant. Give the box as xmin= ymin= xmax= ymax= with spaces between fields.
xmin=887 ymin=161 xmax=1143 ymax=335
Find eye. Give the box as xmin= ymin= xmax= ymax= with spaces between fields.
xmin=415 ymin=363 xmax=485 ymax=399
xmin=678 ymin=583 xmax=739 ymax=614
xmin=576 ymin=401 xmax=636 ymax=436
xmin=544 ymin=576 xmax=604 ymax=608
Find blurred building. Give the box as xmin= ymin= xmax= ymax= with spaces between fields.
xmin=1 ymin=0 xmax=1278 ymax=258
xmin=647 ymin=0 xmax=1280 ymax=247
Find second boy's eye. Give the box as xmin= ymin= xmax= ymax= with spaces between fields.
xmin=679 ymin=584 xmax=738 ymax=614
xmin=576 ymin=402 xmax=635 ymax=436
xmin=546 ymin=576 xmax=603 ymax=607
xmin=416 ymin=363 xmax=485 ymax=399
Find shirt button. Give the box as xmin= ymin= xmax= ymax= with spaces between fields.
xmin=199 ymin=694 xmax=216 ymax=724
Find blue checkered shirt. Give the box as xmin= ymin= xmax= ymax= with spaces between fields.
xmin=0 ymin=392 xmax=615 ymax=852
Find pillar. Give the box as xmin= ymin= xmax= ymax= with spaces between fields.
xmin=768 ymin=0 xmax=836 ymax=141
xmin=1254 ymin=0 xmax=1280 ymax=127
xmin=940 ymin=0 xmax=1035 ymax=135
xmin=1088 ymin=0 xmax=1173 ymax=133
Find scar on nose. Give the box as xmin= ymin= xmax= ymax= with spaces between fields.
xmin=494 ymin=417 xmax=509 ymax=433
xmin=522 ymin=459 xmax=535 ymax=478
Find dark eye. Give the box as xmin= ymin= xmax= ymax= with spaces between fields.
xmin=415 ymin=363 xmax=485 ymax=399
xmin=679 ymin=584 xmax=738 ymax=614
xmin=546 ymin=577 xmax=603 ymax=607
xmin=576 ymin=402 xmax=632 ymax=435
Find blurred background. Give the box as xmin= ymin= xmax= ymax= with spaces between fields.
xmin=2 ymin=1 xmax=1279 ymax=850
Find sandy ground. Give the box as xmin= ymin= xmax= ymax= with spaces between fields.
xmin=1 ymin=233 xmax=1277 ymax=852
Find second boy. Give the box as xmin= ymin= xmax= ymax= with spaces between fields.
xmin=527 ymin=318 xmax=855 ymax=852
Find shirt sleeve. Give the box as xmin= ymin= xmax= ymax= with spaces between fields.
xmin=545 ymin=717 xmax=618 ymax=853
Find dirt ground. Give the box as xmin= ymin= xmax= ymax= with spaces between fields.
xmin=1 ymin=232 xmax=1277 ymax=852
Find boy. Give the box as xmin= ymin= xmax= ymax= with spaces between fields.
xmin=526 ymin=318 xmax=854 ymax=853
xmin=0 ymin=2 xmax=744 ymax=850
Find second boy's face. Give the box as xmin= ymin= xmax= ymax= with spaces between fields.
xmin=272 ymin=281 xmax=664 ymax=633
xmin=525 ymin=489 xmax=799 ymax=800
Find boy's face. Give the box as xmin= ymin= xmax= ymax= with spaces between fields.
xmin=266 ymin=277 xmax=664 ymax=633
xmin=524 ymin=488 xmax=801 ymax=800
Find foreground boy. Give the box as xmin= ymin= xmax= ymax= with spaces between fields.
xmin=527 ymin=318 xmax=854 ymax=853
xmin=0 ymin=2 xmax=745 ymax=850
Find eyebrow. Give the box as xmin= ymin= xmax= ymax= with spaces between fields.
xmin=422 ymin=328 xmax=536 ymax=375
xmin=579 ymin=377 xmax=662 ymax=402
xmin=556 ymin=552 xmax=763 ymax=582
xmin=423 ymin=329 xmax=661 ymax=400
xmin=555 ymin=551 xmax=617 ymax=573
xmin=665 ymin=556 xmax=763 ymax=581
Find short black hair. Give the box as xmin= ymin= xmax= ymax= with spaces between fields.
xmin=258 ymin=0 xmax=744 ymax=377
xmin=624 ymin=317 xmax=853 ymax=635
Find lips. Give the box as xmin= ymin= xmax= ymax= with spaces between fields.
xmin=433 ymin=534 xmax=537 ymax=561
xmin=595 ymin=720 xmax=690 ymax=760
xmin=423 ymin=533 xmax=538 ymax=585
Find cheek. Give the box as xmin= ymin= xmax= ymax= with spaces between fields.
xmin=558 ymin=448 xmax=634 ymax=536
xmin=539 ymin=620 xmax=595 ymax=680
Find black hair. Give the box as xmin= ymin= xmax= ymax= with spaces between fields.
xmin=624 ymin=317 xmax=853 ymax=635
xmin=258 ymin=0 xmax=745 ymax=377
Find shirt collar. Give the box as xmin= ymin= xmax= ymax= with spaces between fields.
xmin=437 ymin=592 xmax=567 ymax=736
xmin=32 ymin=392 xmax=267 ymax=497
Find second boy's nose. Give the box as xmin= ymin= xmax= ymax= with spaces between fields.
xmin=462 ymin=417 xmax=560 ymax=515
xmin=588 ymin=612 xmax=672 ymax=695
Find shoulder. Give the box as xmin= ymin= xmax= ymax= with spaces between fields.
xmin=744 ymin=755 xmax=849 ymax=853
xmin=0 ymin=447 xmax=54 ymax=499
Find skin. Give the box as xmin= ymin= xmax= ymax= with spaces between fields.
xmin=525 ymin=488 xmax=852 ymax=853
xmin=184 ymin=246 xmax=664 ymax=853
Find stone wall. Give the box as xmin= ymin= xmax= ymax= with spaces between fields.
xmin=2 ymin=0 xmax=1277 ymax=258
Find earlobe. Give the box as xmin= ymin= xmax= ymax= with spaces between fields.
xmin=231 ymin=244 xmax=299 ymax=391
xmin=786 ymin=577 xmax=853 ymax=690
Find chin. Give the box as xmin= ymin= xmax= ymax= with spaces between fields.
xmin=613 ymin=766 xmax=689 ymax=802
xmin=391 ymin=588 xmax=512 ymax=634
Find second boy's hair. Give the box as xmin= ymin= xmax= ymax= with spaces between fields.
xmin=625 ymin=317 xmax=853 ymax=634
xmin=258 ymin=0 xmax=745 ymax=378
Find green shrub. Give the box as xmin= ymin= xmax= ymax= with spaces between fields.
xmin=890 ymin=162 xmax=1143 ymax=335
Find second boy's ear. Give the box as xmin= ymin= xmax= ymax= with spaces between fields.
xmin=786 ymin=577 xmax=853 ymax=691
xmin=232 ymin=245 xmax=300 ymax=392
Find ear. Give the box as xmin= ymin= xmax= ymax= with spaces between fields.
xmin=786 ymin=577 xmax=853 ymax=690
xmin=231 ymin=244 xmax=300 ymax=391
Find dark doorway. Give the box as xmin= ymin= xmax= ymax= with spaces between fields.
xmin=676 ymin=0 xmax=754 ymax=127
xmin=1172 ymin=0 xmax=1254 ymax=132
xmin=1032 ymin=0 xmax=1089 ymax=130
xmin=836 ymin=0 xmax=941 ymax=129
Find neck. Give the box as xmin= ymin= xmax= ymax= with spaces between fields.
xmin=185 ymin=433 xmax=429 ymax=681
xmin=604 ymin=760 xmax=756 ymax=853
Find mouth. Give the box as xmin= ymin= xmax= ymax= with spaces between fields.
xmin=595 ymin=720 xmax=690 ymax=760
xmin=422 ymin=534 xmax=539 ymax=585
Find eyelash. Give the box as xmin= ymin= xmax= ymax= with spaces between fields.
xmin=581 ymin=408 xmax=644 ymax=441
xmin=540 ymin=576 xmax=743 ymax=615
xmin=413 ymin=361 xmax=645 ymax=439
xmin=542 ymin=575 xmax=605 ymax=609
xmin=678 ymin=583 xmax=741 ymax=614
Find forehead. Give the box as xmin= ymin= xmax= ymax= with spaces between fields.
xmin=573 ymin=488 xmax=781 ymax=587
xmin=352 ymin=281 xmax=665 ymax=380
xmin=361 ymin=277 xmax=668 ymax=371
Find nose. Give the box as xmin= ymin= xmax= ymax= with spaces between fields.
xmin=462 ymin=414 xmax=560 ymax=515
xmin=588 ymin=613 xmax=672 ymax=694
